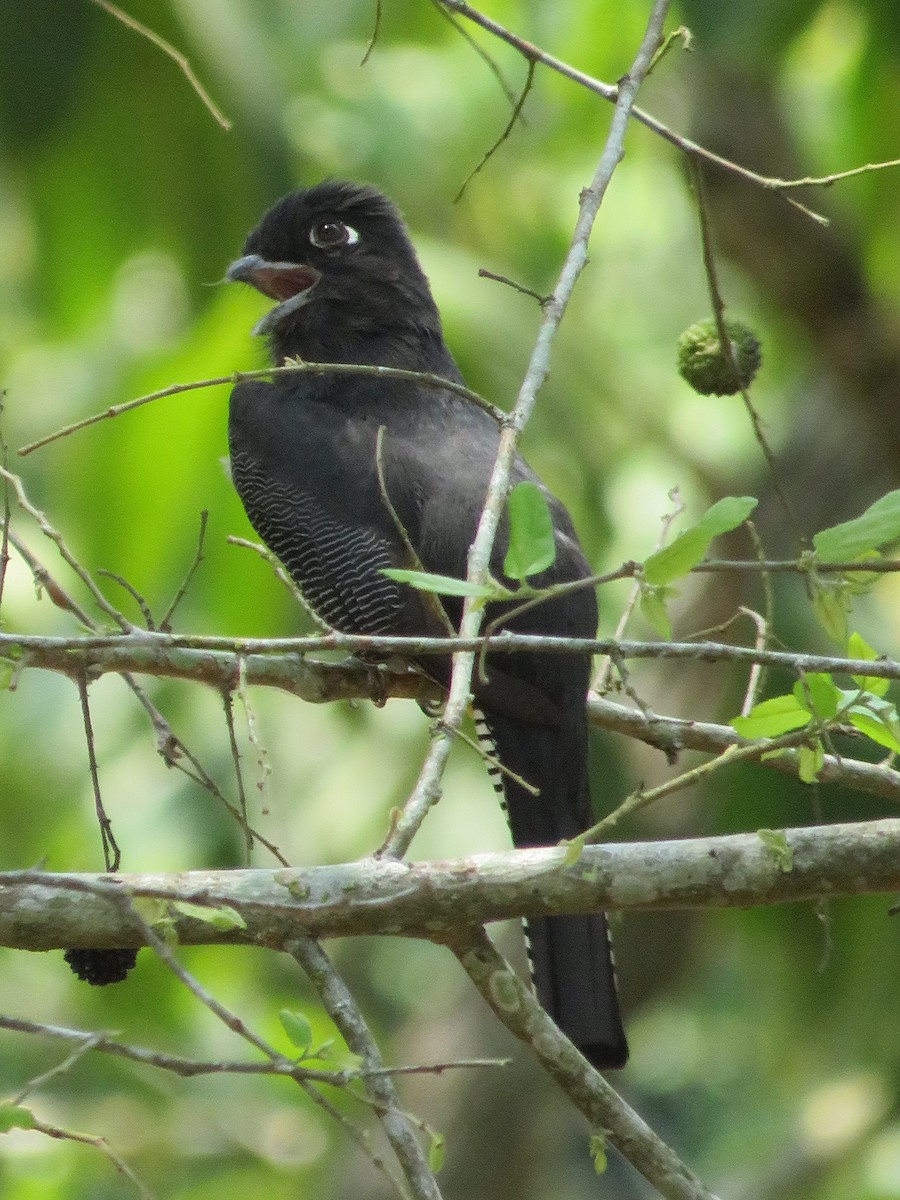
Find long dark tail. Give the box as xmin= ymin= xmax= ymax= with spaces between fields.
xmin=476 ymin=711 xmax=628 ymax=1070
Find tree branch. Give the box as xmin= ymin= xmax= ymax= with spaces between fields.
xmin=2 ymin=817 xmax=898 ymax=950
xmin=379 ymin=0 xmax=672 ymax=859
xmin=288 ymin=936 xmax=444 ymax=1200
xmin=450 ymin=927 xmax=721 ymax=1200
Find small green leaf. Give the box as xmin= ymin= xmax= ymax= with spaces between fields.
xmin=504 ymin=481 xmax=557 ymax=581
xmin=643 ymin=528 xmax=708 ymax=587
xmin=848 ymin=700 xmax=900 ymax=755
xmin=279 ymin=1009 xmax=313 ymax=1053
xmin=847 ymin=632 xmax=890 ymax=697
xmin=563 ymin=833 xmax=587 ymax=865
xmin=643 ymin=496 xmax=757 ymax=585
xmin=0 ymin=1104 xmax=35 ymax=1133
xmin=589 ymin=1131 xmax=608 ymax=1174
xmin=731 ymin=694 xmax=811 ymax=739
xmin=797 ymin=741 xmax=825 ymax=783
xmin=172 ymin=901 xmax=246 ymax=931
xmin=695 ymin=495 xmax=759 ymax=536
xmin=428 ymin=1130 xmax=446 ymax=1173
xmin=812 ymin=587 xmax=850 ymax=646
xmin=842 ymin=552 xmax=881 ymax=594
xmin=382 ymin=568 xmax=501 ymax=600
xmin=639 ymin=585 xmax=672 ymax=638
xmin=757 ymin=828 xmax=793 ymax=872
xmin=791 ymin=673 xmax=839 ymax=720
xmin=0 ymin=659 xmax=14 ymax=690
xmin=813 ymin=489 xmax=900 ymax=562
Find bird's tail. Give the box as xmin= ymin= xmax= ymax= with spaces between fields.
xmin=475 ymin=711 xmax=628 ymax=1070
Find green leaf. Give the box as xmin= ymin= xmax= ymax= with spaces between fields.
xmin=731 ymin=694 xmax=811 ymax=739
xmin=643 ymin=496 xmax=757 ymax=585
xmin=171 ymin=901 xmax=246 ymax=931
xmin=695 ymin=495 xmax=759 ymax=536
xmin=797 ymin=741 xmax=825 ymax=783
xmin=503 ymin=481 xmax=557 ymax=581
xmin=643 ymin=527 xmax=708 ymax=587
xmin=279 ymin=1009 xmax=313 ymax=1053
xmin=0 ymin=659 xmax=14 ymax=690
xmin=563 ymin=833 xmax=587 ymax=865
xmin=757 ymin=828 xmax=793 ymax=872
xmin=813 ymin=489 xmax=900 ymax=562
xmin=589 ymin=1131 xmax=608 ymax=1174
xmin=812 ymin=586 xmax=850 ymax=645
xmin=382 ymin=568 xmax=501 ymax=600
xmin=842 ymin=552 xmax=881 ymax=594
xmin=848 ymin=700 xmax=900 ymax=755
xmin=639 ymin=585 xmax=672 ymax=638
xmin=0 ymin=1104 xmax=35 ymax=1133
xmin=791 ymin=673 xmax=839 ymax=719
xmin=847 ymin=631 xmax=890 ymax=697
xmin=428 ymin=1130 xmax=446 ymax=1173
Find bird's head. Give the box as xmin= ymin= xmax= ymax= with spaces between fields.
xmin=227 ymin=181 xmax=443 ymax=364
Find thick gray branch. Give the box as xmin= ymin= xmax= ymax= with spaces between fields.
xmin=452 ymin=928 xmax=720 ymax=1200
xmin=2 ymin=818 xmax=898 ymax=951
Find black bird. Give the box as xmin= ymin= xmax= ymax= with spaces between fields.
xmin=226 ymin=181 xmax=627 ymax=1069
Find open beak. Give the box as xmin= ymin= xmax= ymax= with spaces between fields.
xmin=226 ymin=254 xmax=321 ymax=336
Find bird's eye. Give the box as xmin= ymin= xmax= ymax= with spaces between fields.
xmin=309 ymin=220 xmax=360 ymax=250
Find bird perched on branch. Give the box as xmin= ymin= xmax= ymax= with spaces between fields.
xmin=226 ymin=181 xmax=627 ymax=1069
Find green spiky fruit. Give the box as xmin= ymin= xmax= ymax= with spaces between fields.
xmin=677 ymin=318 xmax=762 ymax=396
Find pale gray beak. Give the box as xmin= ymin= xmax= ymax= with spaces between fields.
xmin=226 ymin=254 xmax=321 ymax=336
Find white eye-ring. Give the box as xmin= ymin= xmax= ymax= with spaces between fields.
xmin=309 ymin=220 xmax=360 ymax=249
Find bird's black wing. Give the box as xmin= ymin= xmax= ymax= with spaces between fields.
xmin=228 ymin=378 xmax=439 ymax=638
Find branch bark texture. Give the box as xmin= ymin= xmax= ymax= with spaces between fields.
xmin=2 ymin=817 xmax=897 ymax=951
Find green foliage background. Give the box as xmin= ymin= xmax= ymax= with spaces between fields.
xmin=2 ymin=1 xmax=900 ymax=1197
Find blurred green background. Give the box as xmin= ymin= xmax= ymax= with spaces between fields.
xmin=2 ymin=1 xmax=900 ymax=1197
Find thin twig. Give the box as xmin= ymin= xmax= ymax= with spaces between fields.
xmin=375 ymin=426 xmax=455 ymax=638
xmin=30 ymin=1117 xmax=153 ymax=1198
xmin=689 ymin=159 xmax=806 ymax=546
xmin=737 ymin=606 xmax=768 ymax=716
xmin=158 ymin=510 xmax=208 ymax=630
xmin=18 ymin=363 xmax=502 ymax=458
xmin=379 ymin=0 xmax=672 ymax=860
xmin=91 ymin=0 xmax=231 ymax=130
xmin=222 ymin=689 xmax=254 ymax=865
xmin=227 ymin=535 xmax=322 ymax=618
xmin=594 ymin=488 xmax=685 ymax=694
xmin=436 ymin=1 xmax=900 ymax=224
xmin=5 ymin=490 xmax=289 ymax=863
xmin=585 ymin=723 xmax=825 ymax=838
xmin=477 ymin=268 xmax=548 ymax=305
xmin=236 ymin=655 xmax=272 ymax=810
xmin=97 ymin=568 xmax=156 ymax=629
xmin=288 ymin=936 xmax=443 ymax=1200
xmin=360 ymin=0 xmax=383 ymax=65
xmin=429 ymin=0 xmax=520 ymax=109
xmin=0 ymin=467 xmax=133 ymax=630
xmin=587 ymin=694 xmax=900 ymax=803
xmin=13 ymin=1031 xmax=106 ymax=1103
xmin=0 ymin=1016 xmax=506 ymax=1083
xmin=0 ymin=396 xmax=10 ymax=612
xmin=8 ymin=627 xmax=900 ymax=680
xmin=453 ymin=58 xmax=536 ymax=201
xmin=77 ymin=675 xmax=120 ymax=872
